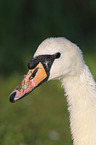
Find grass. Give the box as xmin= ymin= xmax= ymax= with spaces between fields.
xmin=0 ymin=52 xmax=96 ymax=145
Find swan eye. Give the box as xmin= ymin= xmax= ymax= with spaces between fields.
xmin=55 ymin=52 xmax=61 ymax=59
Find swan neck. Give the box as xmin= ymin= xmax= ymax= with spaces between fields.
xmin=61 ymin=64 xmax=96 ymax=145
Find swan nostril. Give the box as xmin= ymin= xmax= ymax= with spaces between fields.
xmin=9 ymin=92 xmax=16 ymax=103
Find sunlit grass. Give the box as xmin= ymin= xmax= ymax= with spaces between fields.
xmin=0 ymin=53 xmax=96 ymax=145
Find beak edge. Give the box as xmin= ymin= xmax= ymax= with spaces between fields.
xmin=9 ymin=92 xmax=16 ymax=103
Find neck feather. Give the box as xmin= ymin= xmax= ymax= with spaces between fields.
xmin=61 ymin=64 xmax=96 ymax=145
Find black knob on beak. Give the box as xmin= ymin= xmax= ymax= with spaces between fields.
xmin=28 ymin=58 xmax=39 ymax=69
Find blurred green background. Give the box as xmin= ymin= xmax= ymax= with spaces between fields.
xmin=0 ymin=0 xmax=96 ymax=145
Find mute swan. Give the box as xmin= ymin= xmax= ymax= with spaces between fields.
xmin=9 ymin=37 xmax=96 ymax=145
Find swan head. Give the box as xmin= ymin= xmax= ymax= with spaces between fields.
xmin=33 ymin=37 xmax=84 ymax=80
xmin=9 ymin=37 xmax=84 ymax=102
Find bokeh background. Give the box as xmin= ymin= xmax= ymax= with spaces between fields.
xmin=0 ymin=0 xmax=96 ymax=145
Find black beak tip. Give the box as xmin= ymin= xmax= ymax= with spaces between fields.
xmin=9 ymin=92 xmax=16 ymax=103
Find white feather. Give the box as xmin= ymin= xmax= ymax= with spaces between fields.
xmin=34 ymin=37 xmax=96 ymax=145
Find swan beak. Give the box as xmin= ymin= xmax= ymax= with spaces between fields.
xmin=9 ymin=62 xmax=48 ymax=103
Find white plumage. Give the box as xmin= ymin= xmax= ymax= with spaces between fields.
xmin=34 ymin=37 xmax=96 ymax=145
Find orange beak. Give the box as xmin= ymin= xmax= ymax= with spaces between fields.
xmin=9 ymin=62 xmax=48 ymax=103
